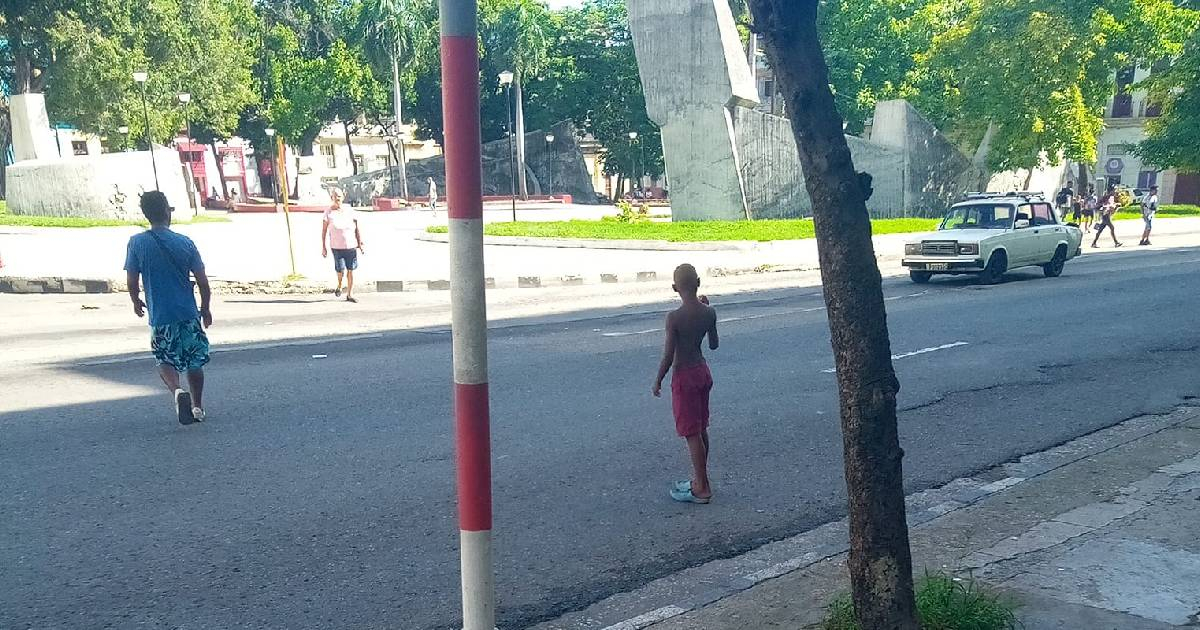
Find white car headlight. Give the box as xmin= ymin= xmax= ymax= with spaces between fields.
xmin=905 ymin=243 xmax=920 ymax=255
xmin=958 ymin=243 xmax=979 ymax=255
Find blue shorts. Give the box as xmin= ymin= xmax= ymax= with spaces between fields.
xmin=332 ymin=248 xmax=358 ymax=273
xmin=152 ymin=319 xmax=210 ymax=372
xmin=1144 ymin=215 xmax=1154 ymax=229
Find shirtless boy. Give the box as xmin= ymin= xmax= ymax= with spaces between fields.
xmin=653 ymin=264 xmax=720 ymax=504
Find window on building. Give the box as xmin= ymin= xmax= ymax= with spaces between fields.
xmin=354 ymin=156 xmax=366 ymax=172
xmin=1107 ymin=144 xmax=1129 ymax=156
xmin=1137 ymin=170 xmax=1159 ymax=189
xmin=72 ymin=141 xmax=89 ymax=156
xmin=1112 ymin=66 xmax=1136 ymax=118
xmin=1145 ymin=101 xmax=1163 ymax=117
xmin=320 ymin=144 xmax=336 ymax=168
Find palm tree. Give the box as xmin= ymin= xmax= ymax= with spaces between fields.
xmin=494 ymin=0 xmax=550 ymax=199
xmin=357 ymin=0 xmax=430 ymax=200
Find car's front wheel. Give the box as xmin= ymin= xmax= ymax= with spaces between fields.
xmin=1043 ymin=246 xmax=1067 ymax=278
xmin=979 ymin=251 xmax=1007 ymax=285
xmin=910 ymin=270 xmax=932 ymax=284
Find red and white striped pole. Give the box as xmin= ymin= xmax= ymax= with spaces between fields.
xmin=439 ymin=1 xmax=495 ymax=629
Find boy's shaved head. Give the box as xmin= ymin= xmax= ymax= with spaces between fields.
xmin=673 ymin=263 xmax=700 ymax=292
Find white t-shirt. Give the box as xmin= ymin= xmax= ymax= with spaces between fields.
xmin=1142 ymin=194 xmax=1159 ymax=219
xmin=324 ymin=207 xmax=358 ymax=250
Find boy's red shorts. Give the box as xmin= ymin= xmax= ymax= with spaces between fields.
xmin=671 ymin=362 xmax=713 ymax=437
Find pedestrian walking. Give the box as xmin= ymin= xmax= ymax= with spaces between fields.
xmin=1140 ymin=185 xmax=1159 ymax=246
xmin=1082 ymin=186 xmax=1098 ymax=232
xmin=653 ymin=264 xmax=720 ymax=504
xmin=124 ymin=191 xmax=213 ymax=425
xmin=428 ymin=177 xmax=438 ymax=213
xmin=321 ymin=187 xmax=365 ymax=303
xmin=1092 ymin=185 xmax=1124 ymax=248
xmin=1056 ymin=181 xmax=1075 ymax=220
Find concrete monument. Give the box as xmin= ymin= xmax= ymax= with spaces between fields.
xmin=5 ymin=92 xmax=192 ymax=219
xmin=628 ymin=0 xmax=987 ymax=220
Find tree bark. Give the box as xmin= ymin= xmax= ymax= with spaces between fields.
xmin=514 ymin=68 xmax=529 ymax=200
xmin=343 ymin=119 xmax=359 ymax=176
xmin=745 ymin=2 xmax=919 ymax=629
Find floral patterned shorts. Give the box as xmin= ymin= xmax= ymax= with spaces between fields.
xmin=151 ymin=319 xmax=210 ymax=372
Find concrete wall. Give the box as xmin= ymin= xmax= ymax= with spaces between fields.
xmin=870 ymin=100 xmax=986 ymax=216
xmin=7 ymin=149 xmax=191 ymax=219
xmin=629 ymin=0 xmax=757 ymax=221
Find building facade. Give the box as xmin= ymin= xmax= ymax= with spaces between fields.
xmin=1096 ymin=66 xmax=1200 ymax=203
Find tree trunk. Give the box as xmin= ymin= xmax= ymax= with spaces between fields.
xmin=1024 ymin=167 xmax=1035 ymax=191
xmin=745 ymin=2 xmax=918 ymax=629
xmin=514 ymin=68 xmax=529 ymax=200
xmin=210 ymin=141 xmax=230 ymax=199
xmin=391 ymin=48 xmax=410 ymax=200
xmin=343 ymin=120 xmax=358 ymax=176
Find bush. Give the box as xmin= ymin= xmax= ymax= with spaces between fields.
xmin=611 ymin=200 xmax=650 ymax=224
xmin=822 ymin=573 xmax=1019 ymax=630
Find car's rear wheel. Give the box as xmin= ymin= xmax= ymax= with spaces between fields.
xmin=910 ymin=270 xmax=933 ymax=284
xmin=1043 ymin=246 xmax=1067 ymax=278
xmin=979 ymin=251 xmax=1007 ymax=285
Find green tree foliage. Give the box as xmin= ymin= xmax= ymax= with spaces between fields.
xmin=259 ymin=0 xmax=385 ymax=154
xmin=1138 ymin=30 xmax=1200 ymax=171
xmin=4 ymin=0 xmax=259 ymax=145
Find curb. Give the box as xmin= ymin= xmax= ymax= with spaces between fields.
xmin=532 ymin=406 xmax=1200 ymax=630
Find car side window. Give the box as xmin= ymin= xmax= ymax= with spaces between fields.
xmin=1016 ymin=204 xmax=1033 ymax=227
xmin=1032 ymin=203 xmax=1055 ymax=226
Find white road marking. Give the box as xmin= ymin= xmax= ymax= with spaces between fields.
xmin=601 ymin=328 xmax=661 ymax=338
xmin=601 ymin=605 xmax=688 ymax=630
xmin=821 ymin=341 xmax=970 ymax=373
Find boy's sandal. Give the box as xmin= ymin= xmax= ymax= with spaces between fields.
xmin=670 ymin=487 xmax=711 ymax=504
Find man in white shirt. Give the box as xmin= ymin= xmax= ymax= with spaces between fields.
xmin=1140 ymin=185 xmax=1159 ymax=246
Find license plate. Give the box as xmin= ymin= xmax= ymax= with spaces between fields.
xmin=927 ymin=263 xmax=949 ymax=271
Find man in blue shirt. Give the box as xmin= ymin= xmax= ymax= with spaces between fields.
xmin=124 ymin=191 xmax=213 ymax=425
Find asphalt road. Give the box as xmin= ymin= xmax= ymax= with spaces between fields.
xmin=3 ymin=245 xmax=1200 ymax=629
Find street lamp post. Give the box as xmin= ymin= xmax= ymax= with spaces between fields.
xmin=545 ymin=134 xmax=554 ymax=196
xmin=499 ymin=71 xmax=517 ymax=222
xmin=132 ymin=71 xmax=159 ymax=190
xmin=385 ymin=135 xmax=397 ymax=199
xmin=178 ymin=92 xmax=196 ymax=215
xmin=627 ymin=131 xmax=638 ymax=199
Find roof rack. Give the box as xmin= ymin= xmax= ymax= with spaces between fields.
xmin=962 ymin=191 xmax=1046 ymax=200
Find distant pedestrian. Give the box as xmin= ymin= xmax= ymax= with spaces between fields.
xmin=1056 ymin=181 xmax=1075 ymax=220
xmin=1092 ymin=186 xmax=1123 ymax=248
xmin=1140 ymin=185 xmax=1159 ymax=246
xmin=1082 ymin=186 xmax=1098 ymax=232
xmin=321 ymin=187 xmax=364 ymax=303
xmin=124 ymin=191 xmax=213 ymax=425
xmin=653 ymin=264 xmax=720 ymax=504
xmin=428 ymin=178 xmax=438 ymax=213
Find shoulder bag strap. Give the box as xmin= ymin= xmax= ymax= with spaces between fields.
xmin=147 ymin=230 xmax=193 ymax=284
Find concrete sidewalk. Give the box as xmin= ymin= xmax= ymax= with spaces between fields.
xmin=538 ymin=406 xmax=1200 ymax=630
xmin=2 ymin=212 xmax=1198 ymax=293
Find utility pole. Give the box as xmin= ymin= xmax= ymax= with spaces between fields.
xmin=132 ymin=71 xmax=159 ymax=190
xmin=499 ymin=71 xmax=517 ymax=221
xmin=545 ymin=133 xmax=555 ymax=196
xmin=441 ymin=2 xmax=495 ymax=629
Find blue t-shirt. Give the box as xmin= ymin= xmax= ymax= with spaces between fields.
xmin=124 ymin=228 xmax=204 ymax=327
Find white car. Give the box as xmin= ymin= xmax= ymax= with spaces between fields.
xmin=902 ymin=193 xmax=1084 ymax=284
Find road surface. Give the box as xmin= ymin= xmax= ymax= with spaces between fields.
xmin=3 ymin=245 xmax=1199 ymax=629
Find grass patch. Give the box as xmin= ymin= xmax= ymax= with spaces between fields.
xmin=0 ymin=208 xmax=230 ymax=228
xmin=1114 ymin=204 xmax=1200 ymax=220
xmin=427 ymin=217 xmax=940 ymax=242
xmin=823 ymin=573 xmax=1019 ymax=630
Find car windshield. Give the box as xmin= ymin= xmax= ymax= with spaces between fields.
xmin=939 ymin=204 xmax=1014 ymax=230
